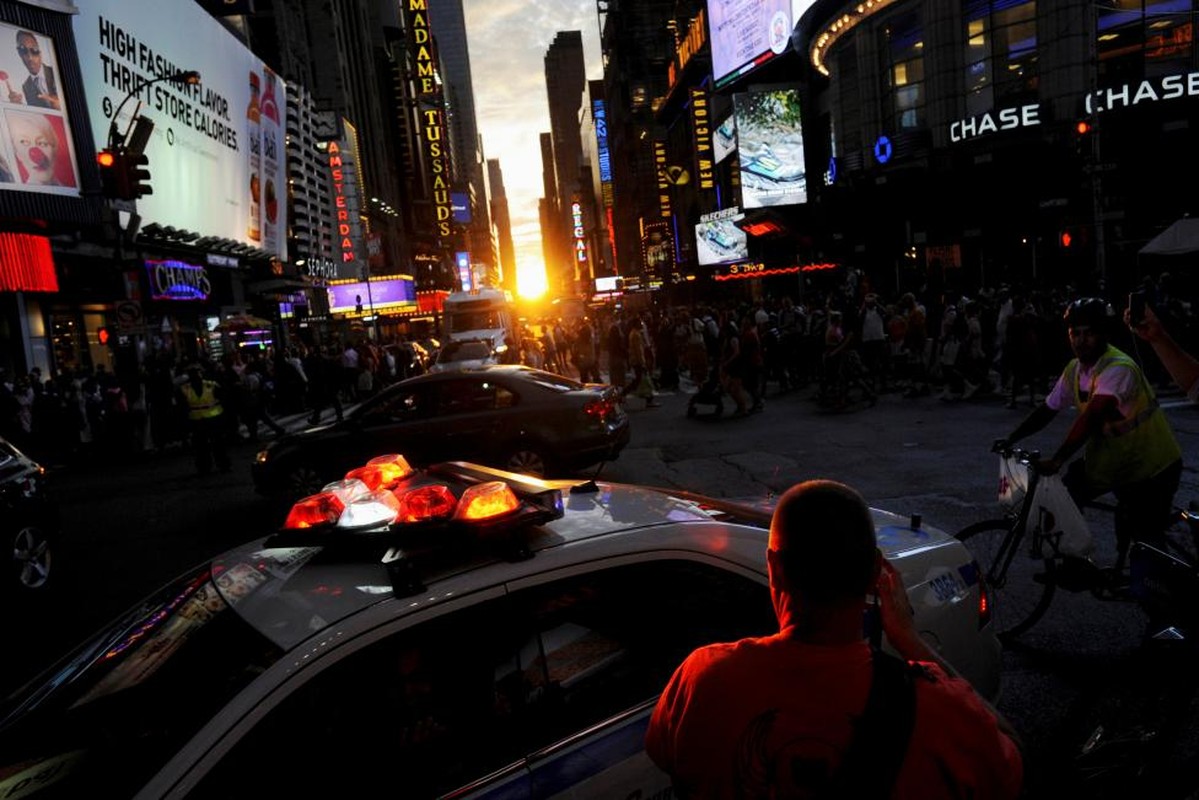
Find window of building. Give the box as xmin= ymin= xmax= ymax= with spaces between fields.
xmin=1097 ymin=0 xmax=1196 ymax=84
xmin=964 ymin=1 xmax=1039 ymax=119
xmin=836 ymin=39 xmax=863 ymax=155
xmin=880 ymin=11 xmax=926 ymax=131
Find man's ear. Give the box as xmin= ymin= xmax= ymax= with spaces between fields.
xmin=766 ymin=548 xmax=783 ymax=586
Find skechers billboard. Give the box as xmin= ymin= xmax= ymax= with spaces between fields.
xmin=73 ymin=0 xmax=287 ymax=260
xmin=734 ymin=89 xmax=807 ymax=209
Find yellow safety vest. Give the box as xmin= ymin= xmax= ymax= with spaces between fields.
xmin=1065 ymin=345 xmax=1181 ymax=489
xmin=183 ymin=380 xmax=223 ymax=421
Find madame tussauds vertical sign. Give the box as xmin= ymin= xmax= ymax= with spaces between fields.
xmin=406 ymin=0 xmax=452 ymax=238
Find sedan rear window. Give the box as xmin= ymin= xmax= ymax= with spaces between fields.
xmin=439 ymin=341 xmax=492 ymax=363
xmin=522 ymin=369 xmax=585 ymax=392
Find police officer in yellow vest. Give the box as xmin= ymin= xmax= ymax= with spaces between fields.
xmin=179 ymin=362 xmax=231 ymax=475
xmin=1003 ymin=298 xmax=1182 ymax=576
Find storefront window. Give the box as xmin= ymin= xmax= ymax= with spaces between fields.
xmin=1098 ymin=1 xmax=1197 ymax=84
xmin=881 ymin=11 xmax=926 ymax=131
xmin=964 ymin=1 xmax=1038 ymax=119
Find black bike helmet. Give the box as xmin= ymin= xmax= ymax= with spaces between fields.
xmin=1063 ymin=297 xmax=1114 ymax=329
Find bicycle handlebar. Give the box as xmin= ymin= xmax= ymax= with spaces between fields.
xmin=991 ymin=438 xmax=1041 ymax=467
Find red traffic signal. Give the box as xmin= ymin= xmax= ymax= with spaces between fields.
xmin=1059 ymin=229 xmax=1073 ymax=248
xmin=1075 ymin=120 xmax=1091 ymax=136
xmin=97 ymin=326 xmax=112 ymax=346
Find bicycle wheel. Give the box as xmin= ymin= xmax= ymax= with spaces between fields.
xmin=956 ymin=518 xmax=1056 ymax=640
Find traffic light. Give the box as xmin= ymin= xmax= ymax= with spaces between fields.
xmin=125 ymin=152 xmax=152 ymax=198
xmin=1073 ymin=119 xmax=1094 ymax=160
xmin=97 ymin=326 xmax=112 ymax=346
xmin=97 ymin=149 xmax=129 ymax=199
xmin=1059 ymin=225 xmax=1090 ymax=250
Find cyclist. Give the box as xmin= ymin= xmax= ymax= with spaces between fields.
xmin=1002 ymin=297 xmax=1183 ymax=575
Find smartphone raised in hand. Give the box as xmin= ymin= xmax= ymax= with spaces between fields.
xmin=1129 ymin=291 xmax=1146 ymax=325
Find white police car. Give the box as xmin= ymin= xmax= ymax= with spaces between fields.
xmin=0 ymin=455 xmax=999 ymax=799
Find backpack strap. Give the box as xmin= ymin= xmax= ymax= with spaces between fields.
xmin=828 ymin=651 xmax=918 ymax=797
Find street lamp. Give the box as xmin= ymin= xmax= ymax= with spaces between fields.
xmin=107 ymin=70 xmax=201 ymax=151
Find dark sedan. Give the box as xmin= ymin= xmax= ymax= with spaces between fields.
xmin=252 ymin=365 xmax=629 ymax=499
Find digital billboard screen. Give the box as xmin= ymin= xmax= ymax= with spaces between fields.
xmin=451 ymin=192 xmax=471 ymax=224
xmin=713 ymin=114 xmax=736 ymax=164
xmin=327 ymin=276 xmax=417 ymax=315
xmin=707 ymin=0 xmax=791 ymax=88
xmin=734 ymin=89 xmax=806 ymax=209
xmin=0 ymin=22 xmax=81 ymax=196
xmin=695 ymin=212 xmax=748 ymax=266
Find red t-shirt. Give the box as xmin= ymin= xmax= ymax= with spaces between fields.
xmin=646 ymin=633 xmax=1022 ymax=799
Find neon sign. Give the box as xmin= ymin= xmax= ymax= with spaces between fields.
xmin=950 ymin=104 xmax=1041 ymax=143
xmin=327 ymin=141 xmax=357 ymax=263
xmin=572 ymin=200 xmax=589 ymax=265
xmin=407 ymin=0 xmax=436 ymax=96
xmin=146 ymin=259 xmax=211 ymax=301
xmin=653 ymin=140 xmax=671 ymax=218
xmin=594 ymin=99 xmax=612 ymax=184
xmin=691 ymin=88 xmax=714 ymax=190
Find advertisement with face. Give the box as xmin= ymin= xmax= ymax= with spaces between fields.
xmin=707 ymin=0 xmax=791 ymax=87
xmin=0 ymin=23 xmax=80 ymax=194
xmin=734 ymin=89 xmax=807 ymax=209
xmin=73 ymin=0 xmax=288 ymax=259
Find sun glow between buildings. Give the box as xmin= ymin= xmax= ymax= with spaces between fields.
xmin=516 ymin=258 xmax=548 ymax=300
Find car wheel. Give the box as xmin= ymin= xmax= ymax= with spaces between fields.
xmin=285 ymin=463 xmax=327 ymax=499
xmin=504 ymin=446 xmax=551 ymax=477
xmin=10 ymin=521 xmax=52 ymax=591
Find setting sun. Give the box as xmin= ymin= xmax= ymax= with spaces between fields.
xmin=516 ymin=256 xmax=548 ymax=300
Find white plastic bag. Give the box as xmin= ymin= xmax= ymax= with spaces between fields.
xmin=997 ymin=455 xmax=1030 ymax=512
xmin=1032 ymin=474 xmax=1094 ymax=558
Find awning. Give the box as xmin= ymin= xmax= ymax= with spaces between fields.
xmin=1139 ymin=218 xmax=1199 ymax=256
xmin=246 ymin=277 xmax=309 ymax=294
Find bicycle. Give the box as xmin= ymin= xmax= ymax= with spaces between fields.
xmin=954 ymin=440 xmax=1199 ymax=641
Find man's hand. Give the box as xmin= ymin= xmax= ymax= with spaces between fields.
xmin=37 ymin=93 xmax=60 ymax=110
xmin=7 ymin=89 xmax=21 ymax=104
xmin=878 ymin=558 xmax=919 ymax=650
xmin=1036 ymin=457 xmax=1062 ymax=475
xmin=1126 ymin=303 xmax=1164 ymax=343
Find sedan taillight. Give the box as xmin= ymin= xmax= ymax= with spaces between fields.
xmin=583 ymin=397 xmax=615 ymax=421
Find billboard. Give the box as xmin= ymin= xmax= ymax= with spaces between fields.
xmin=74 ymin=0 xmax=287 ymax=260
xmin=734 ymin=89 xmax=807 ymax=209
xmin=451 ymin=192 xmax=471 ymax=224
xmin=0 ymin=23 xmax=81 ymax=196
xmin=326 ymin=276 xmax=417 ymax=316
xmin=707 ymin=0 xmax=791 ymax=88
xmin=695 ymin=209 xmax=748 ymax=266
xmin=713 ymin=113 xmax=736 ymax=164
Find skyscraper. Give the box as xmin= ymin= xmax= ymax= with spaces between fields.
xmin=544 ymin=31 xmax=587 ymax=292
xmin=488 ymin=158 xmax=517 ymax=297
xmin=428 ymin=0 xmax=494 ymax=273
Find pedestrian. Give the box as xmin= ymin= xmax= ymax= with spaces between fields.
xmin=623 ymin=313 xmax=660 ymax=408
xmin=305 ymin=345 xmax=343 ymax=426
xmin=646 ymin=479 xmax=1023 ymax=799
xmin=606 ymin=316 xmax=628 ymax=389
xmin=178 ymin=363 xmax=230 ymax=475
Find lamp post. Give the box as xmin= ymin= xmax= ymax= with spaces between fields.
xmin=107 ymin=70 xmax=201 ymax=151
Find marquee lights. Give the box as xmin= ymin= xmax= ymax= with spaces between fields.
xmin=810 ymin=0 xmax=897 ymax=76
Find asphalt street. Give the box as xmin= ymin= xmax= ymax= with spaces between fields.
xmin=6 ymin=377 xmax=1199 ymax=796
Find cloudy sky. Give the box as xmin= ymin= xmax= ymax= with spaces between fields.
xmin=462 ymin=1 xmax=603 ymax=295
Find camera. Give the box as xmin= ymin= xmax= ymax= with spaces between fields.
xmin=1129 ymin=291 xmax=1146 ymax=325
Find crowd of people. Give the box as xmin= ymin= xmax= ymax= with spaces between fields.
xmin=2 ymin=271 xmax=1193 ymax=472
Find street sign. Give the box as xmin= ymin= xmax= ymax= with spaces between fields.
xmin=115 ymin=300 xmax=143 ymax=333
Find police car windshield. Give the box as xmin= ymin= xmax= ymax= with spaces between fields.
xmin=0 ymin=562 xmax=284 ymax=799
xmin=440 ymin=340 xmax=493 ymax=362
